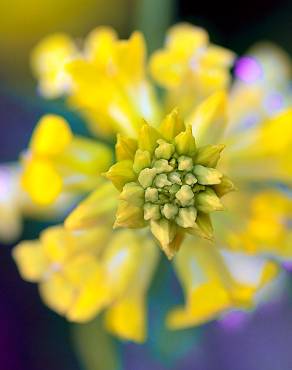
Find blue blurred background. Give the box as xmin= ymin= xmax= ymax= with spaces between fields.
xmin=1 ymin=1 xmax=292 ymax=369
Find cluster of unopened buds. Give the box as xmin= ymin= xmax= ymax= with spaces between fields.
xmin=106 ymin=109 xmax=234 ymax=258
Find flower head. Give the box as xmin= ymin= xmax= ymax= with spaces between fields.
xmin=105 ymin=108 xmax=234 ymax=258
xmin=12 ymin=23 xmax=292 ymax=342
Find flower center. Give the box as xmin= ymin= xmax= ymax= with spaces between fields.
xmin=138 ymin=139 xmax=223 ymax=229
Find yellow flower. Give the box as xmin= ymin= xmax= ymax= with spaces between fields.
xmin=21 ymin=114 xmax=112 ymax=205
xmin=63 ymin=89 xmax=291 ymax=332
xmin=149 ymin=23 xmax=235 ymax=115
xmin=14 ymin=23 xmax=292 ymax=338
xmin=13 ymin=218 xmax=159 ymax=343
xmin=104 ymin=107 xmax=234 ymax=259
xmin=31 ymin=27 xmax=161 ymax=138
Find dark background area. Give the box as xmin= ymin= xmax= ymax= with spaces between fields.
xmin=1 ymin=1 xmax=292 ymax=369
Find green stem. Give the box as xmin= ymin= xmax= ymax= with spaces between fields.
xmin=133 ymin=0 xmax=176 ymax=52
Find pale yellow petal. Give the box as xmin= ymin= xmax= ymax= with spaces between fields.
xmin=65 ymin=180 xmax=117 ymax=230
xmin=30 ymin=115 xmax=73 ymax=156
xmin=13 ymin=240 xmax=48 ymax=282
xmin=21 ymin=158 xmax=62 ymax=205
xmin=188 ymin=90 xmax=228 ymax=146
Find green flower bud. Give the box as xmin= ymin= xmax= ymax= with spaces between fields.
xmin=175 ymin=185 xmax=194 ymax=206
xmin=133 ymin=149 xmax=151 ymax=173
xmin=176 ymin=207 xmax=197 ymax=228
xmin=153 ymin=159 xmax=173 ymax=173
xmin=184 ymin=173 xmax=197 ymax=185
xmin=162 ymin=203 xmax=179 ymax=220
xmin=174 ymin=125 xmax=196 ymax=156
xmin=150 ymin=219 xmax=178 ymax=259
xmin=177 ymin=156 xmax=193 ymax=171
xmin=213 ymin=175 xmax=236 ymax=197
xmin=144 ymin=203 xmax=161 ymax=221
xmin=155 ymin=139 xmax=175 ymax=160
xmin=193 ymin=165 xmax=222 ymax=185
xmin=194 ymin=144 xmax=225 ymax=167
xmin=168 ymin=171 xmax=182 ymax=185
xmin=154 ymin=174 xmax=172 ymax=188
xmin=195 ymin=188 xmax=224 ymax=213
xmin=119 ymin=182 xmax=145 ymax=206
xmin=138 ymin=168 xmax=157 ymax=188
xmin=145 ymin=187 xmax=159 ymax=202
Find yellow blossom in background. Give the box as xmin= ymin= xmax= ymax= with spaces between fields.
xmin=167 ymin=239 xmax=279 ymax=329
xmin=13 ymin=214 xmax=159 ymax=343
xmin=21 ymin=114 xmax=112 ymax=205
xmin=12 ymin=23 xmax=292 ymax=341
xmin=31 ymin=27 xmax=161 ymax=137
xmin=150 ymin=23 xmax=235 ymax=116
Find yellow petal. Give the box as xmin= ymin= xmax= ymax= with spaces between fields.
xmin=40 ymin=225 xmax=73 ymax=262
xmin=138 ymin=123 xmax=162 ymax=154
xmin=40 ymin=273 xmax=76 ymax=315
xmin=105 ymin=160 xmax=136 ymax=191
xmin=115 ymin=134 xmax=138 ymax=161
xmin=187 ymin=212 xmax=214 ymax=240
xmin=84 ymin=26 xmax=117 ymax=65
xmin=159 ymin=108 xmax=185 ymax=141
xmin=66 ymin=262 xmax=110 ymax=322
xmin=174 ymin=125 xmax=196 ymax=157
xmin=167 ymin=23 xmax=208 ymax=54
xmin=104 ymin=236 xmax=158 ymax=342
xmin=65 ymin=180 xmax=117 ymax=230
xmin=30 ymin=114 xmax=73 ymax=156
xmin=194 ymin=144 xmax=225 ymax=167
xmin=13 ymin=240 xmax=48 ymax=282
xmin=188 ymin=90 xmax=228 ymax=146
xmin=166 ymin=240 xmax=234 ymax=329
xmin=200 ymin=45 xmax=235 ymax=68
xmin=150 ymin=219 xmax=181 ymax=259
xmin=114 ymin=200 xmax=145 ymax=229
xmin=59 ymin=136 xmax=112 ymax=176
xmin=22 ymin=158 xmax=62 ymax=205
xmin=102 ymin=230 xmax=143 ymax=299
xmin=105 ymin=294 xmax=146 ymax=342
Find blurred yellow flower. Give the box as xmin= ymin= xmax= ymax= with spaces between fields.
xmin=31 ymin=27 xmax=161 ymax=137
xmin=150 ymin=23 xmax=235 ymax=116
xmin=21 ymin=114 xmax=112 ymax=205
xmin=12 ymin=23 xmax=292 ymax=340
xmin=13 ymin=217 xmax=159 ymax=342
xmin=13 ymin=184 xmax=279 ymax=338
